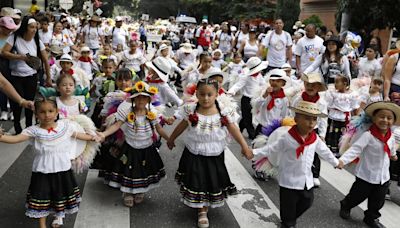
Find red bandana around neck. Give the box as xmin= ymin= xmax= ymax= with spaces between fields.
xmin=267 ymin=88 xmax=285 ymax=110
xmin=369 ymin=124 xmax=392 ymax=157
xmin=288 ymin=126 xmax=317 ymax=159
xmin=78 ymin=56 xmax=92 ymax=62
xmin=62 ymin=69 xmax=74 ymax=75
xmin=301 ymin=92 xmax=320 ymax=103
xmin=250 ymin=72 xmax=259 ymax=78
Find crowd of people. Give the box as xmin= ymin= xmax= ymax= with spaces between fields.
xmin=0 ymin=5 xmax=400 ymax=228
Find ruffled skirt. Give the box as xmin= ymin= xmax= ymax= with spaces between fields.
xmin=175 ymin=147 xmax=237 ymax=208
xmin=25 ymin=169 xmax=81 ymax=218
xmin=104 ymin=143 xmax=166 ymax=194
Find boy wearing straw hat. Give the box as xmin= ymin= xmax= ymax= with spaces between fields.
xmin=291 ymin=72 xmax=328 ymax=187
xmin=253 ymin=100 xmax=340 ymax=228
xmin=338 ymin=101 xmax=400 ymax=228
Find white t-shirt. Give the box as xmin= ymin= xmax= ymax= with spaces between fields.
xmin=108 ymin=27 xmax=129 ymax=49
xmin=122 ymin=50 xmax=146 ymax=72
xmin=235 ymin=31 xmax=249 ymax=49
xmin=294 ymin=36 xmax=325 ymax=73
xmin=357 ymin=57 xmax=381 ymax=78
xmin=262 ymin=30 xmax=293 ymax=67
xmin=82 ymin=25 xmax=104 ymax=49
xmin=38 ymin=29 xmax=52 ymax=45
xmin=7 ymin=34 xmax=45 ymax=77
xmin=218 ymin=32 xmax=234 ymax=54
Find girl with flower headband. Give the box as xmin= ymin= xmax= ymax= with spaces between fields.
xmin=167 ymin=77 xmax=253 ymax=228
xmin=98 ymin=81 xmax=169 ymax=208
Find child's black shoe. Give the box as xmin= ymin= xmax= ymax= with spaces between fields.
xmin=339 ymin=201 xmax=350 ymax=220
xmin=363 ymin=218 xmax=385 ymax=228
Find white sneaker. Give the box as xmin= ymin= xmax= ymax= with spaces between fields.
xmin=313 ymin=178 xmax=321 ymax=187
xmin=8 ymin=112 xmax=13 ymax=121
xmin=0 ymin=111 xmax=8 ymax=121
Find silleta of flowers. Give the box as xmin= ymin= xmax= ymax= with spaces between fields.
xmin=124 ymin=81 xmax=159 ymax=124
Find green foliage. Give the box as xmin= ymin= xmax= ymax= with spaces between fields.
xmin=303 ymin=15 xmax=323 ymax=28
xmin=275 ymin=0 xmax=300 ymax=32
xmin=336 ymin=0 xmax=400 ymax=33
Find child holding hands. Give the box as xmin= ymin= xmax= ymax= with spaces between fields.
xmin=98 ymin=81 xmax=169 ymax=208
xmin=338 ymin=101 xmax=400 ymax=228
xmin=253 ymin=101 xmax=341 ymax=228
xmin=0 ymin=98 xmax=100 ymax=228
xmin=167 ymin=77 xmax=253 ymax=228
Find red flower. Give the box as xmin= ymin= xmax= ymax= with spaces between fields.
xmin=221 ymin=115 xmax=229 ymax=126
xmin=188 ymin=113 xmax=199 ymax=127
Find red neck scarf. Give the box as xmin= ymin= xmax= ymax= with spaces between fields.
xmin=61 ymin=69 xmax=74 ymax=75
xmin=78 ymin=56 xmax=92 ymax=62
xmin=267 ymin=89 xmax=285 ymax=110
xmin=251 ymin=72 xmax=259 ymax=78
xmin=369 ymin=124 xmax=392 ymax=157
xmin=146 ymin=75 xmax=164 ymax=84
xmin=288 ymin=126 xmax=317 ymax=159
xmin=218 ymin=88 xmax=225 ymax=95
xmin=301 ymin=92 xmax=320 ymax=103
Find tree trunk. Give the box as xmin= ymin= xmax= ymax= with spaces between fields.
xmin=340 ymin=11 xmax=351 ymax=35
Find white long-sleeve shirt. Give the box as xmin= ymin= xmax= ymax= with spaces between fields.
xmin=253 ymin=95 xmax=289 ymax=127
xmin=254 ymin=130 xmax=339 ymax=190
xmin=228 ymin=73 xmax=266 ymax=98
xmin=340 ymin=131 xmax=396 ymax=184
xmin=148 ymin=82 xmax=183 ymax=106
xmin=304 ymin=54 xmax=351 ymax=79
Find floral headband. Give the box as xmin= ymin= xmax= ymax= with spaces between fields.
xmin=124 ymin=81 xmax=158 ymax=98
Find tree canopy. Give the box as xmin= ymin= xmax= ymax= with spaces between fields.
xmin=336 ymin=0 xmax=400 ymax=33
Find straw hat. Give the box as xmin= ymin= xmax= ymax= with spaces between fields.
xmin=89 ymin=15 xmax=101 ymax=23
xmin=145 ymin=57 xmax=171 ymax=82
xmin=290 ymin=100 xmax=327 ymax=117
xmin=244 ymin=57 xmax=268 ymax=76
xmin=301 ymin=72 xmax=328 ymax=91
xmin=365 ymin=101 xmax=400 ymax=125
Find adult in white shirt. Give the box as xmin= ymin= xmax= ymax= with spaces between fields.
xmin=106 ymin=16 xmax=129 ymax=50
xmin=215 ymin=22 xmax=234 ymax=57
xmin=303 ymin=36 xmax=350 ymax=84
xmin=1 ymin=17 xmax=51 ymax=133
xmin=81 ymin=15 xmax=105 ymax=54
xmin=234 ymin=23 xmax=249 ymax=51
xmin=50 ymin=21 xmax=76 ymax=54
xmin=295 ymin=24 xmax=325 ymax=77
xmin=260 ymin=19 xmax=293 ymax=69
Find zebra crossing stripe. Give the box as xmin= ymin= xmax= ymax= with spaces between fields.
xmin=74 ymin=170 xmax=130 ymax=228
xmin=225 ymin=147 xmax=280 ymax=227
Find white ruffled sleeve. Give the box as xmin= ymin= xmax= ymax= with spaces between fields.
xmin=178 ymin=103 xmax=197 ymax=121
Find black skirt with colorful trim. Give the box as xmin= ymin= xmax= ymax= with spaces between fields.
xmin=175 ymin=147 xmax=237 ymax=209
xmin=326 ymin=118 xmax=346 ymax=154
xmin=25 ymin=169 xmax=81 ymax=218
xmin=104 ymin=142 xmax=166 ymax=194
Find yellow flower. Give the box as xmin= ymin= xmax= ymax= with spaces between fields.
xmin=127 ymin=112 xmax=136 ymax=123
xmin=146 ymin=111 xmax=157 ymax=121
xmin=124 ymin=87 xmax=133 ymax=93
xmin=148 ymin=86 xmax=158 ymax=95
xmin=135 ymin=81 xmax=145 ymax=92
